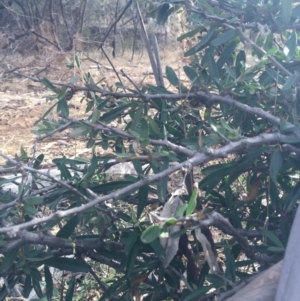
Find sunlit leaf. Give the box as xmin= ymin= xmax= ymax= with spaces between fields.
xmin=141 ymin=225 xmax=162 ymax=244
xmin=186 ymin=187 xmax=198 ymax=216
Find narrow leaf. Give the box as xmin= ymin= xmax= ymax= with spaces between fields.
xmin=65 ymin=277 xmax=76 ymax=301
xmin=282 ymin=0 xmax=293 ymax=24
xmin=126 ymin=241 xmax=140 ymax=277
xmin=131 ymin=106 xmax=143 ymax=131
xmin=42 ymin=257 xmax=91 ymax=272
xmin=23 ymin=274 xmax=32 ymax=298
xmin=33 ymin=154 xmax=44 ymax=169
xmin=184 ymin=29 xmax=216 ymax=57
xmin=157 ymin=3 xmax=170 ymax=25
xmin=207 ymin=51 xmax=219 ymax=79
xmin=44 ymin=265 xmax=53 ymax=301
xmin=269 ymin=150 xmax=282 ymax=183
xmin=263 ymin=229 xmax=285 ymax=248
xmin=224 ymin=247 xmax=236 ymax=282
xmin=284 ymin=30 xmax=297 ymax=60
xmin=183 ymin=66 xmax=199 ymax=84
xmin=32 ymin=277 xmax=43 ymax=298
xmin=210 ymin=29 xmax=236 ymax=46
xmin=166 ymin=66 xmax=179 ymax=86
xmin=137 ymin=185 xmax=149 ymax=219
xmin=141 ymin=225 xmax=162 ymax=244
xmin=56 ymin=215 xmax=79 ymax=238
xmin=99 ymin=103 xmax=132 ymax=123
xmin=186 ymin=187 xmax=198 ymax=216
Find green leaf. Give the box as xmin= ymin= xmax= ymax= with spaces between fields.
xmin=44 ymin=266 xmax=53 ymax=301
xmin=92 ymin=108 xmax=100 ymax=123
xmin=126 ymin=240 xmax=140 ymax=277
xmin=125 ymin=229 xmax=140 ymax=254
xmin=132 ymin=159 xmax=143 ymax=175
xmin=157 ymin=3 xmax=170 ymax=25
xmin=140 ymin=117 xmax=149 ymax=140
xmin=40 ymin=78 xmax=57 ymax=92
xmin=176 ymin=204 xmax=187 ymax=217
xmin=56 ymin=215 xmax=79 ymax=238
xmin=99 ymin=103 xmax=132 ymax=123
xmin=282 ymin=0 xmax=293 ymax=24
xmin=177 ymin=27 xmax=202 ymax=42
xmin=207 ymin=51 xmax=219 ymax=79
xmin=57 ymin=98 xmax=69 ymax=117
xmin=217 ymin=41 xmax=236 ymax=69
xmin=70 ymin=126 xmax=89 ymax=137
xmin=26 ymin=197 xmax=44 ymax=206
xmin=210 ymin=29 xmax=236 ymax=47
xmin=224 ymin=246 xmax=236 ymax=282
xmin=157 ymin=157 xmax=169 ymax=203
xmin=65 ymin=277 xmax=76 ymax=301
xmin=141 ymin=225 xmax=162 ymax=244
xmin=267 ymin=246 xmax=285 ymax=253
xmin=0 ymin=176 xmax=20 ymax=186
xmin=0 ymin=249 xmax=18 ymax=271
xmin=32 ymin=276 xmax=43 ymax=298
xmin=224 ymin=64 xmax=236 ymax=79
xmin=164 ymin=217 xmax=177 ymax=226
xmin=263 ymin=229 xmax=285 ymax=249
xmin=137 ymin=185 xmax=149 ymax=219
xmin=284 ymin=181 xmax=300 ymax=212
xmin=282 ymin=74 xmax=297 ymax=90
xmin=284 ymin=30 xmax=297 ymax=60
xmin=166 ymin=66 xmax=179 ymax=86
xmin=184 ymin=29 xmax=216 ymax=57
xmin=182 ymin=286 xmax=213 ymax=301
xmin=269 ymin=179 xmax=280 ymax=211
xmin=269 ymin=150 xmax=282 ymax=183
xmin=170 ymin=227 xmax=187 ymax=239
xmin=235 ymin=50 xmax=246 ymax=78
xmin=42 ymin=257 xmax=91 ymax=272
xmin=183 ymin=66 xmax=199 ymax=84
xmin=147 ymin=117 xmax=160 ymax=135
xmin=131 ymin=106 xmax=143 ymax=131
xmin=150 ymin=240 xmax=166 ymax=261
xmin=23 ymin=274 xmax=32 ymax=298
xmin=186 ymin=187 xmax=198 ymax=216
xmin=22 ymin=203 xmax=35 ymax=214
xmin=33 ymin=154 xmax=44 ymax=169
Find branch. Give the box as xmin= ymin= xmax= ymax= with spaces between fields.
xmin=0 ymin=131 xmax=289 ymax=234
xmin=63 ymin=116 xmax=196 ymax=157
xmin=11 ymin=71 xmax=293 ymax=130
